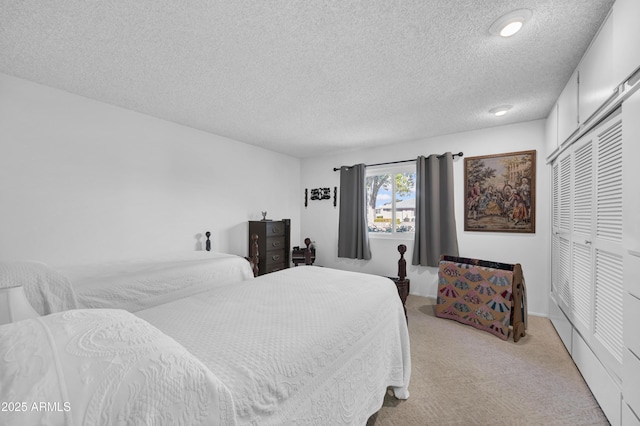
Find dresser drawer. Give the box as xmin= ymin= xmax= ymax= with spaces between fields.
xmin=264 ymin=250 xmax=286 ymax=266
xmin=265 ymin=263 xmax=286 ymax=274
xmin=265 ymin=236 xmax=285 ymax=251
xmin=265 ymin=222 xmax=285 ymax=237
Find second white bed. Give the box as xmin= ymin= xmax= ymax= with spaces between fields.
xmin=60 ymin=251 xmax=254 ymax=312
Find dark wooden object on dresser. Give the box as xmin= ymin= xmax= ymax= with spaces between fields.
xmin=248 ymin=219 xmax=291 ymax=276
xmin=292 ymin=238 xmax=316 ymax=266
xmin=390 ymin=244 xmax=410 ymax=322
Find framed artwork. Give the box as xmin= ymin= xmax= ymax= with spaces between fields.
xmin=464 ymin=150 xmax=536 ymax=233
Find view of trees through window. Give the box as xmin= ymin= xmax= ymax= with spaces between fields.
xmin=366 ymin=169 xmax=416 ymax=234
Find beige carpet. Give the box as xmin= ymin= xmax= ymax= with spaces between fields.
xmin=368 ymin=295 xmax=609 ymax=426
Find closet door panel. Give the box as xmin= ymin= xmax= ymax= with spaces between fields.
xmin=593 ymin=249 xmax=624 ymax=372
xmin=591 ymin=113 xmax=624 ymax=379
xmin=551 ymin=234 xmax=559 ymax=294
xmin=558 ymin=236 xmax=572 ymax=311
xmin=552 ymin=163 xmax=559 ymax=231
xmin=554 ymin=152 xmax=573 ymax=314
xmin=551 ymin=163 xmax=561 ymax=297
xmin=572 ymin=139 xmax=594 ymax=236
xmin=571 ymin=242 xmax=592 ymax=332
xmin=595 ymin=118 xmax=623 ymax=244
xmin=571 ymin=137 xmax=594 ymax=335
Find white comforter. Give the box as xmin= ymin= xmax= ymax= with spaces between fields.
xmin=0 ymin=261 xmax=78 ymax=315
xmin=0 ymin=309 xmax=236 ymax=426
xmin=59 ymin=251 xmax=254 ymax=312
xmin=136 ymin=266 xmax=411 ymax=425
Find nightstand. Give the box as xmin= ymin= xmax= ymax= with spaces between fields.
xmin=292 ymin=238 xmax=316 ymax=266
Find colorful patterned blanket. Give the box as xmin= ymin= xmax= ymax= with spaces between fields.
xmin=436 ymin=256 xmax=523 ymax=341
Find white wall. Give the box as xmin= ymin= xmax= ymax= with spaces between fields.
xmin=0 ymin=73 xmax=550 ymax=315
xmin=0 ymin=73 xmax=301 ymax=266
xmin=300 ymin=120 xmax=550 ymax=316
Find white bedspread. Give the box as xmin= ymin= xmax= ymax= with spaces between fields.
xmin=59 ymin=251 xmax=254 ymax=312
xmin=136 ymin=266 xmax=411 ymax=425
xmin=0 ymin=309 xmax=236 ymax=426
xmin=0 ymin=261 xmax=78 ymax=315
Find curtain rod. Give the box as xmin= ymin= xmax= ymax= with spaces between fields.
xmin=332 ymin=152 xmax=463 ymax=171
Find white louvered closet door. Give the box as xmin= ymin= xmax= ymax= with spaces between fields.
xmin=592 ymin=115 xmax=624 ymax=377
xmin=551 ymin=163 xmax=560 ymax=296
xmin=572 ymin=137 xmax=593 ymax=336
xmin=551 ymin=108 xmax=624 ymax=381
xmin=552 ymin=151 xmax=572 ymax=314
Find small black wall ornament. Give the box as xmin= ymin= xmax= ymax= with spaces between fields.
xmin=310 ymin=187 xmax=331 ymax=200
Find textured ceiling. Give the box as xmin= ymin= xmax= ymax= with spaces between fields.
xmin=0 ymin=1 xmax=614 ymax=158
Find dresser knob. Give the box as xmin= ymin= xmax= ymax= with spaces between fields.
xmin=272 ymin=254 xmax=280 ymax=261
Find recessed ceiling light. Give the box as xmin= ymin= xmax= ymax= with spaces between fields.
xmin=489 ymin=105 xmax=512 ymax=116
xmin=489 ymin=9 xmax=532 ymax=37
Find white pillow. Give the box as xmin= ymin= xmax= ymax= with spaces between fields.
xmin=0 ymin=261 xmax=78 ymax=315
xmin=0 ymin=309 xmax=237 ymax=426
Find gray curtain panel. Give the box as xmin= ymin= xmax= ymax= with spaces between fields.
xmin=412 ymin=153 xmax=459 ymax=266
xmin=338 ymin=164 xmax=371 ymax=260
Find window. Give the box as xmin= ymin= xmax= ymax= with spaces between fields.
xmin=365 ymin=164 xmax=416 ymax=236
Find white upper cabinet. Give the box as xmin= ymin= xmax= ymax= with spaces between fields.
xmin=557 ymin=71 xmax=579 ymax=144
xmin=579 ymin=13 xmax=616 ymax=125
xmin=545 ymin=103 xmax=558 ymax=155
xmin=612 ymin=0 xmax=640 ymax=85
xmin=548 ymin=0 xmax=640 ymax=149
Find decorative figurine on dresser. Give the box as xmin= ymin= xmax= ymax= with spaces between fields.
xmin=248 ymin=218 xmax=291 ymax=276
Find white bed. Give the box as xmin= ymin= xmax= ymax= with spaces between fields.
xmin=59 ymin=251 xmax=255 ymax=312
xmin=0 ymin=252 xmax=411 ymax=425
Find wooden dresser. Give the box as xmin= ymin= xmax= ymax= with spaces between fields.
xmin=248 ymin=219 xmax=291 ymax=276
